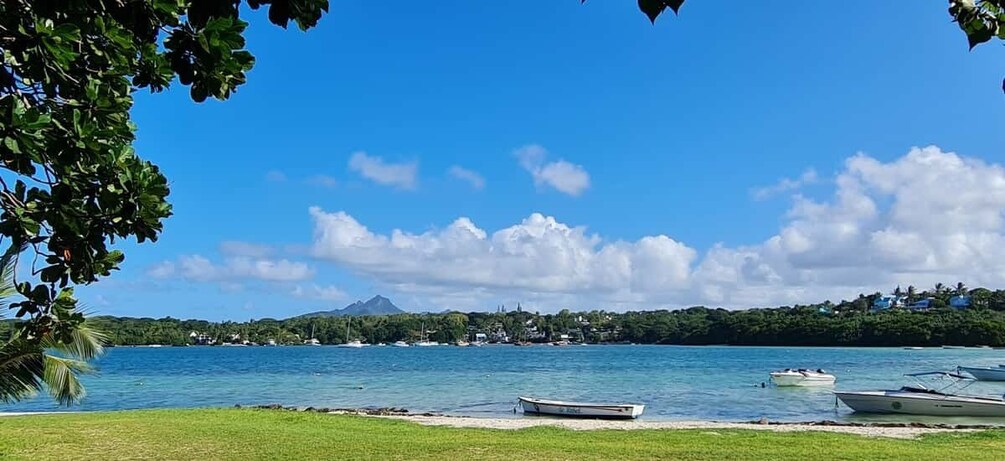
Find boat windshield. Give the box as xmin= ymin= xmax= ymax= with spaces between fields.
xmin=904 ymin=371 xmax=977 ymax=395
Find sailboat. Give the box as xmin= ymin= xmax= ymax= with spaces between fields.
xmin=304 ymin=324 xmax=321 ymax=346
xmin=338 ymin=317 xmax=366 ymax=348
xmin=412 ymin=321 xmax=438 ymax=347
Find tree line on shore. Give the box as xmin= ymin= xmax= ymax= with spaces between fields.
xmin=6 ymin=287 xmax=1005 ymax=347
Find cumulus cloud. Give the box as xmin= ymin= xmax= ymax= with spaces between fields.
xmin=265 ymin=170 xmax=287 ymax=182
xmin=149 ymin=256 xmax=314 ymax=283
xmin=306 ymin=146 xmax=1005 ymax=311
xmin=306 ymin=175 xmax=338 ymax=188
xmin=448 ymin=166 xmax=486 ymax=190
xmin=751 ymin=168 xmax=818 ymax=200
xmin=291 ymin=284 xmax=347 ymax=302
xmin=348 ymin=151 xmax=418 ymax=190
xmin=515 ymin=144 xmax=590 ymax=196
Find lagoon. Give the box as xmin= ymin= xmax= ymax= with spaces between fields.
xmin=7 ymin=345 xmax=1005 ymax=423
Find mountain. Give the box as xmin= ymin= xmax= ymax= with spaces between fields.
xmin=297 ymin=295 xmax=405 ymax=318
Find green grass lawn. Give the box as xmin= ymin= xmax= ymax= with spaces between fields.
xmin=1 ymin=409 xmax=1004 ymax=461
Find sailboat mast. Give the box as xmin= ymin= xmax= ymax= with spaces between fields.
xmin=346 ymin=317 xmax=351 ymax=343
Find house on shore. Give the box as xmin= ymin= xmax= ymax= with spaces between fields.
xmin=871 ymin=295 xmax=906 ymax=312
xmin=950 ymin=295 xmax=971 ymax=310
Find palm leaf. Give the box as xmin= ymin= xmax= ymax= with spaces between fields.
xmin=0 ymin=339 xmax=45 ymax=403
xmin=42 ymin=354 xmax=90 ymax=405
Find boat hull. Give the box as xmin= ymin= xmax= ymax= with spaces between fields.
xmin=836 ymin=391 xmax=1005 ymax=417
xmin=518 ymin=397 xmax=644 ymax=419
xmin=959 ymin=366 xmax=1005 ymax=381
xmin=769 ymin=372 xmax=836 ymax=387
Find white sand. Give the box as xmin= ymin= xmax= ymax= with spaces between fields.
xmin=378 ymin=415 xmax=980 ymax=439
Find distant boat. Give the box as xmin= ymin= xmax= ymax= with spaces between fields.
xmin=391 ymin=341 xmax=410 ymax=348
xmin=958 ymin=366 xmax=1005 ymax=381
xmin=513 ymin=341 xmax=533 ymax=347
xmin=518 ymin=396 xmax=645 ymax=419
xmin=455 ymin=341 xmax=470 ymax=347
xmin=412 ymin=322 xmax=438 ymax=346
xmin=769 ymin=369 xmax=836 ymax=387
xmin=305 ymin=324 xmax=321 ymax=346
xmin=903 ymin=347 xmax=923 ymax=350
xmin=337 ymin=317 xmax=367 ymax=348
xmin=468 ymin=341 xmax=484 ymax=347
xmin=836 ymin=371 xmax=1005 ymax=416
xmin=942 ymin=345 xmax=966 ymax=350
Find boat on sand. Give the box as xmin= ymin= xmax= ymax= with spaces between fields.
xmin=518 ymin=396 xmax=645 ymax=419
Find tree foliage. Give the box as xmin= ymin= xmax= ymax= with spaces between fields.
xmin=0 ymin=1 xmax=329 ymax=346
xmin=40 ymin=288 xmax=1005 ymax=348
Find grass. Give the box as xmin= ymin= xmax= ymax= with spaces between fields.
xmin=1 ymin=409 xmax=1004 ymax=460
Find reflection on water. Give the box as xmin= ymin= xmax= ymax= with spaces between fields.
xmin=5 ymin=345 xmax=1005 ymax=423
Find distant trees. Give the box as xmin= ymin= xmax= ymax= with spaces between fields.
xmin=37 ymin=293 xmax=1005 ymax=349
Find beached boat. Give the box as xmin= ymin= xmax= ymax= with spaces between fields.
xmin=958 ymin=366 xmax=1005 ymax=381
xmin=769 ymin=369 xmax=836 ymax=387
xmin=518 ymin=396 xmax=645 ymax=419
xmin=836 ymin=371 xmax=1005 ymax=416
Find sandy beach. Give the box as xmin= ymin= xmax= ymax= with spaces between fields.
xmin=379 ymin=415 xmax=986 ymax=439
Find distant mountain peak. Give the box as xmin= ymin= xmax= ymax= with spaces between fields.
xmin=295 ymin=295 xmax=405 ymax=318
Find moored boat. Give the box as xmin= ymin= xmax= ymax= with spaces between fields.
xmin=391 ymin=341 xmax=410 ymax=348
xmin=769 ymin=369 xmax=836 ymax=387
xmin=518 ymin=396 xmax=645 ymax=419
xmin=836 ymin=371 xmax=1005 ymax=417
xmin=958 ymin=366 xmax=1005 ymax=381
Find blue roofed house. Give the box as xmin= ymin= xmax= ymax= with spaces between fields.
xmin=907 ymin=298 xmax=934 ymax=311
xmin=871 ymin=295 xmax=905 ymax=312
xmin=949 ymin=295 xmax=971 ymax=310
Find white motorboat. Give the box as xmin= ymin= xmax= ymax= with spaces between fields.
xmin=836 ymin=371 xmax=1005 ymax=417
xmin=518 ymin=396 xmax=645 ymax=419
xmin=391 ymin=341 xmax=410 ymax=348
xmin=959 ymin=366 xmax=1005 ymax=381
xmin=903 ymin=347 xmax=923 ymax=350
xmin=769 ymin=369 xmax=836 ymax=387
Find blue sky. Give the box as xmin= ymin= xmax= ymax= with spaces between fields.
xmin=79 ymin=1 xmax=1005 ymax=320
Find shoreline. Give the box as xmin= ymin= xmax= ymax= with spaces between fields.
xmin=375 ymin=414 xmax=990 ymax=439
xmin=6 ymin=406 xmax=1004 ymax=439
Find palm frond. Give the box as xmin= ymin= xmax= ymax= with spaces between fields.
xmin=42 ymin=323 xmax=107 ymax=361
xmin=42 ymin=355 xmax=89 ymax=405
xmin=0 ymin=244 xmax=24 ymax=307
xmin=0 ymin=339 xmax=45 ymax=403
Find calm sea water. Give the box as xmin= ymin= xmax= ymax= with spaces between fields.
xmin=6 ymin=345 xmax=1005 ymax=423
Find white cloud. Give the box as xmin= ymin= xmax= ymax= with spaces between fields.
xmin=751 ymin=168 xmax=818 ymax=200
xmin=515 ymin=144 xmax=590 ymax=196
xmin=149 ymin=256 xmax=314 ymax=283
xmin=291 ymin=284 xmax=347 ymax=302
xmin=448 ymin=166 xmax=485 ymax=190
xmin=219 ymin=241 xmax=274 ymax=258
xmin=146 ymin=261 xmax=176 ymax=278
xmin=348 ymin=151 xmax=418 ymax=190
xmin=265 ymin=170 xmax=287 ymax=182
xmin=306 ymin=175 xmax=338 ymax=188
xmin=306 ymin=146 xmax=1005 ymax=311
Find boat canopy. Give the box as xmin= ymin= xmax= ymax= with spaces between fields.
xmin=904 ymin=371 xmax=973 ymax=380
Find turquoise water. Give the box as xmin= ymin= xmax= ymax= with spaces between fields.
xmin=7 ymin=345 xmax=1005 ymax=422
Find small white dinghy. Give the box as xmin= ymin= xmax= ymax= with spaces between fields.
xmin=959 ymin=366 xmax=1005 ymax=382
xmin=518 ymin=396 xmax=645 ymax=419
xmin=769 ymin=369 xmax=837 ymax=387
